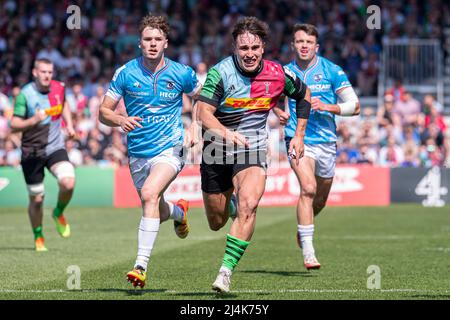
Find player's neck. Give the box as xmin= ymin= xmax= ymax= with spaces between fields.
xmin=142 ymin=55 xmax=166 ymax=74
xmin=295 ymin=55 xmax=317 ymax=71
xmin=34 ymin=81 xmax=50 ymax=94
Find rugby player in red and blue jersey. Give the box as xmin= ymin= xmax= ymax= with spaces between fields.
xmin=197 ymin=16 xmax=311 ymax=293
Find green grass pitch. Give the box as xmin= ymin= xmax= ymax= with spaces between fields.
xmin=0 ymin=205 xmax=448 ymax=300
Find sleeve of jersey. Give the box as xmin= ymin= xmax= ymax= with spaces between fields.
xmin=283 ymin=67 xmax=310 ymax=119
xmin=106 ymin=65 xmax=126 ymax=101
xmin=183 ymin=66 xmax=202 ymax=97
xmin=196 ymin=67 xmax=224 ymax=108
xmin=332 ymin=65 xmax=352 ymax=93
xmin=13 ymin=92 xmax=27 ymax=118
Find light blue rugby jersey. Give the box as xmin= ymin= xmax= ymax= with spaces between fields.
xmin=106 ymin=57 xmax=200 ymax=158
xmin=285 ymin=56 xmax=351 ymax=144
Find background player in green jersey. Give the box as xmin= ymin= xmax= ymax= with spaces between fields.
xmin=10 ymin=58 xmax=76 ymax=251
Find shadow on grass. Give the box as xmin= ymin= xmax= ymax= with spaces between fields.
xmin=0 ymin=247 xmax=35 ymax=251
xmin=92 ymin=288 xmax=168 ymax=296
xmin=170 ymin=292 xmax=239 ymax=299
xmin=240 ymin=269 xmax=316 ymax=277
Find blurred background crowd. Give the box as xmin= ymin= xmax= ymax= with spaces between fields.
xmin=0 ymin=0 xmax=449 ymax=168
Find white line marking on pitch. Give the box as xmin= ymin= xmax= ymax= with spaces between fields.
xmin=0 ymin=289 xmax=448 ymax=294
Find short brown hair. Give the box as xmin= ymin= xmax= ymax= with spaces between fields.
xmin=292 ymin=23 xmax=319 ymax=41
xmin=139 ymin=14 xmax=170 ymax=37
xmin=232 ymin=16 xmax=269 ymax=43
xmin=34 ymin=58 xmax=53 ymax=68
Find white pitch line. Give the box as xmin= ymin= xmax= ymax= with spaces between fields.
xmin=0 ymin=289 xmax=448 ymax=294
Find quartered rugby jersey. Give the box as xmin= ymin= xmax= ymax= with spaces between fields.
xmin=198 ymin=55 xmax=307 ymax=155
xmin=13 ymin=80 xmax=65 ymax=158
xmin=285 ymin=56 xmax=351 ymax=144
xmin=107 ymin=57 xmax=200 ymax=158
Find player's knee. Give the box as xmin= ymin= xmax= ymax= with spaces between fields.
xmin=140 ymin=188 xmax=160 ymax=206
xmin=59 ymin=177 xmax=75 ymax=192
xmin=208 ymin=218 xmax=226 ymax=231
xmin=30 ymin=195 xmax=44 ymax=207
xmin=237 ymin=197 xmax=259 ymax=215
xmin=300 ymin=182 xmax=316 ymax=199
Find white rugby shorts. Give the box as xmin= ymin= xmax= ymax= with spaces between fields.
xmin=129 ymin=146 xmax=185 ymax=191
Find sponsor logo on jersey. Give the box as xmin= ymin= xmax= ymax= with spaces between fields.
xmin=166 ymin=81 xmax=175 ymax=90
xmin=225 ymin=85 xmax=236 ymax=96
xmin=44 ymin=104 xmax=63 ymax=116
xmin=309 ymin=84 xmax=332 ymax=92
xmin=160 ymin=91 xmax=178 ymax=99
xmin=264 ymin=82 xmax=271 ymax=95
xmin=314 ymin=74 xmax=323 ymax=82
xmin=225 ymin=97 xmax=271 ymax=110
xmin=133 ymin=81 xmax=141 ymax=88
xmin=125 ymin=90 xmax=150 ymax=97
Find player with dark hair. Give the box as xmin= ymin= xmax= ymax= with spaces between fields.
xmin=275 ymin=23 xmax=360 ymax=270
xmin=197 ymin=16 xmax=311 ymax=293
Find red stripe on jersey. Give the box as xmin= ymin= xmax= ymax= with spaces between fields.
xmin=249 ymin=60 xmax=285 ymax=111
xmin=48 ymin=80 xmax=65 ymax=121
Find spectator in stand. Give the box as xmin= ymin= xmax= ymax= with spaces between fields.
xmin=3 ymin=138 xmax=21 ymax=167
xmin=195 ymin=62 xmax=208 ymax=85
xmin=393 ymin=91 xmax=421 ymax=127
xmin=423 ymin=94 xmax=444 ymax=114
xmin=357 ymin=52 xmax=380 ymax=96
xmin=88 ymin=85 xmax=105 ymax=122
xmin=401 ymin=147 xmax=420 ymax=167
xmin=67 ymin=82 xmax=88 ymax=114
xmin=386 ymin=78 xmax=406 ymax=103
xmin=378 ymin=135 xmax=405 ymax=167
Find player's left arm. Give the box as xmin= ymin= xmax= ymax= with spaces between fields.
xmin=311 ymin=65 xmax=360 ymax=116
xmin=62 ymin=99 xmax=76 ymax=139
xmin=311 ymin=86 xmax=360 ymax=116
xmin=182 ymin=66 xmax=203 ymax=148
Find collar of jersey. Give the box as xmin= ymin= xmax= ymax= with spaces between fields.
xmin=292 ymin=56 xmax=320 ymax=76
xmin=138 ymin=56 xmax=170 ymax=77
xmin=232 ymin=54 xmax=264 ymax=78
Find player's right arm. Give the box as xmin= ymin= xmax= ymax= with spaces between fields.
xmin=196 ymin=67 xmax=248 ymax=147
xmin=283 ymin=66 xmax=311 ymax=164
xmin=99 ymin=96 xmax=142 ymax=132
xmin=10 ymin=92 xmax=47 ymax=133
xmin=99 ymin=65 xmax=142 ymax=132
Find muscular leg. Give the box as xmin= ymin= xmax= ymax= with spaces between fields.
xmin=139 ymin=163 xmax=178 ymax=220
xmin=313 ymin=176 xmax=333 ymax=217
xmin=202 ymin=188 xmax=234 ymax=231
xmin=230 ymin=166 xmax=266 ymax=241
xmin=49 ymin=161 xmax=76 ymax=219
xmin=290 ymin=156 xmax=316 ymax=226
xmin=290 ymin=156 xmax=320 ymax=267
xmin=28 ymin=194 xmax=44 ymax=232
xmin=134 ymin=163 xmax=178 ymax=271
xmin=212 ymin=165 xmax=266 ymax=292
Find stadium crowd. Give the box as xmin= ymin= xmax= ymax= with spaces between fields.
xmin=0 ymin=0 xmax=449 ymax=168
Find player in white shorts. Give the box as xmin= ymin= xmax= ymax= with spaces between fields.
xmin=275 ymin=24 xmax=360 ymax=270
xmin=99 ymin=15 xmax=201 ymax=288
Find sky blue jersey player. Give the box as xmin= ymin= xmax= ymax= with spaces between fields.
xmin=274 ymin=24 xmax=360 ymax=270
xmin=99 ymin=15 xmax=202 ymax=289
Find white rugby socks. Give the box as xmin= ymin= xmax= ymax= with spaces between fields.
xmin=298 ymin=224 xmax=315 ymax=257
xmin=135 ymin=217 xmax=160 ymax=270
xmin=167 ymin=201 xmax=184 ymax=222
